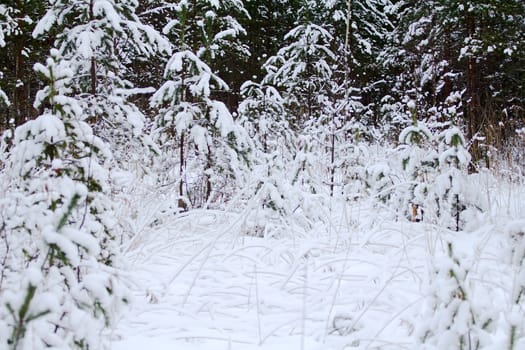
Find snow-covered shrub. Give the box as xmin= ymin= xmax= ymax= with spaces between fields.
xmin=417 ymin=241 xmax=495 ymax=349
xmin=504 ymin=220 xmax=525 ymax=349
xmin=428 ymin=126 xmax=473 ymax=230
xmin=393 ymin=107 xmax=438 ymax=221
xmin=0 ymin=51 xmax=128 ymax=350
xmin=392 ymin=108 xmax=483 ymax=229
xmin=237 ymin=81 xmax=330 ymax=235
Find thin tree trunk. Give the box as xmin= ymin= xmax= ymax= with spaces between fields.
xmin=343 ymin=0 xmax=353 ymax=130
xmin=13 ymin=26 xmax=25 ymax=126
xmin=178 ymin=132 xmax=187 ymax=210
xmin=330 ymin=131 xmax=335 ymax=197
xmin=205 ymin=146 xmax=212 ymax=204
xmin=465 ymin=13 xmax=482 ymax=172
xmin=89 ymin=0 xmax=97 ymax=96
xmin=455 ymin=194 xmax=460 ymax=232
xmin=442 ymin=27 xmax=452 ymax=108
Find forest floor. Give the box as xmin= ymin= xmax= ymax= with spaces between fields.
xmin=108 ymin=177 xmax=522 ymax=350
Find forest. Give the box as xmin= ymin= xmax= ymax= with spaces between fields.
xmin=0 ymin=0 xmax=524 ymax=349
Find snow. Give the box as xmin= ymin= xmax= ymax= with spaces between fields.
xmin=0 ymin=89 xmax=8 ymax=105
xmin=42 ymin=226 xmax=81 ymax=265
xmin=105 ymin=213 xmax=398 ymax=349
xmin=91 ymin=150 xmax=525 ymax=350
xmin=3 ymin=121 xmax=525 ymax=350
xmin=32 ymin=11 xmax=56 ymax=38
xmin=215 ymin=28 xmax=237 ymax=41
xmin=106 ymin=206 xmax=420 ymax=349
xmin=210 ymin=100 xmax=235 ymax=137
xmin=190 ymin=125 xmax=209 ymax=152
xmin=93 ymin=0 xmax=123 ymax=32
xmin=2 ymin=0 xmax=525 ymax=348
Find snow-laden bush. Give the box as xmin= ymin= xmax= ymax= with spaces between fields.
xmin=0 ymin=51 xmax=128 ymax=350
xmin=392 ymin=111 xmax=438 ymax=221
xmin=236 ymin=81 xmax=334 ymax=236
xmin=417 ymin=241 xmax=496 ymax=350
xmin=388 ymin=111 xmax=484 ymax=229
xmin=504 ymin=220 xmax=525 ymax=349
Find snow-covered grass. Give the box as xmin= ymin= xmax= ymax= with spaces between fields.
xmin=109 ymin=172 xmax=525 ymax=349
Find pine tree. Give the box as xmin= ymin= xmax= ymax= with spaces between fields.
xmin=151 ymin=0 xmax=250 ymax=209
xmin=396 ymin=101 xmax=437 ymax=221
xmin=33 ymin=0 xmax=170 ymax=165
xmin=384 ymin=0 xmax=525 ymax=166
xmin=238 ymin=80 xmax=298 ymax=215
xmin=434 ymin=123 xmax=471 ymax=230
xmin=239 ymin=0 xmax=303 ymax=92
xmin=263 ymin=22 xmax=336 ymax=127
xmin=0 ymin=4 xmax=15 ymax=107
xmin=321 ymin=0 xmax=394 ymax=127
xmin=0 ymin=49 xmax=128 ymax=350
xmin=0 ymin=1 xmax=48 ymax=131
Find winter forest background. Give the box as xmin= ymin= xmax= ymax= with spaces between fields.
xmin=0 ymin=0 xmax=524 ymax=349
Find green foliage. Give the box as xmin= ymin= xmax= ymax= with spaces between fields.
xmin=6 ymin=284 xmax=50 ymax=350
xmin=385 ymin=0 xmax=525 ymax=164
xmin=0 ymin=1 xmax=49 ymax=131
xmin=418 ymin=241 xmax=494 ymax=349
xmin=263 ymin=23 xmax=336 ymax=126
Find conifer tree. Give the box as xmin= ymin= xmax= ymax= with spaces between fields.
xmin=0 ymin=4 xmax=15 ymax=107
xmin=396 ymin=101 xmax=437 ymax=221
xmin=238 ymin=81 xmax=297 ymax=215
xmin=33 ymin=0 xmax=170 ymax=164
xmin=263 ymin=23 xmax=335 ymax=128
xmin=0 ymin=49 xmax=128 ymax=350
xmin=239 ymin=0 xmax=302 ymax=90
xmin=151 ymin=0 xmax=250 ymax=209
xmin=0 ymin=1 xmax=47 ymax=131
xmin=384 ymin=0 xmax=525 ymax=165
xmin=434 ymin=123 xmax=471 ymax=230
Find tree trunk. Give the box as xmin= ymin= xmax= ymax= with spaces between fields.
xmin=440 ymin=26 xmax=453 ymax=124
xmin=89 ymin=0 xmax=97 ymax=96
xmin=205 ymin=146 xmax=212 ymax=204
xmin=13 ymin=32 xmax=26 ymax=126
xmin=330 ymin=130 xmax=335 ymax=197
xmin=464 ymin=13 xmax=482 ymax=172
xmin=178 ymin=132 xmax=188 ymax=210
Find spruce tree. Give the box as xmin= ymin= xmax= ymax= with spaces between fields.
xmin=33 ymin=0 xmax=170 ymax=165
xmin=0 ymin=49 xmax=128 ymax=350
xmin=151 ymin=0 xmax=250 ymax=209
xmin=263 ymin=23 xmax=335 ymax=127
xmin=384 ymin=0 xmax=525 ymax=165
xmin=0 ymin=1 xmax=47 ymax=131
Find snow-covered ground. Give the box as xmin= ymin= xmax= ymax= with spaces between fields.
xmin=109 ymin=180 xmax=524 ymax=350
